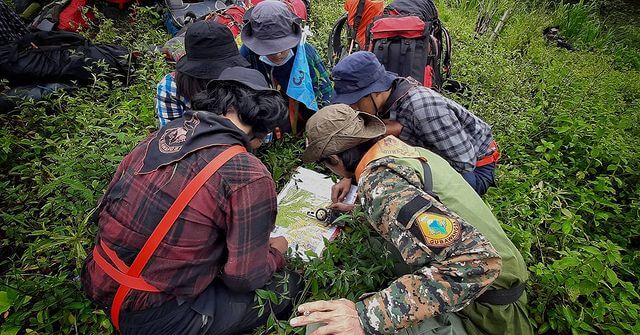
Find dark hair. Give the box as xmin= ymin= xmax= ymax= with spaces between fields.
xmin=191 ymin=82 xmax=288 ymax=135
xmin=333 ymin=139 xmax=377 ymax=173
xmin=175 ymin=71 xmax=209 ymax=101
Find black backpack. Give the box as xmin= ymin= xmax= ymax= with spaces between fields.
xmin=329 ymin=0 xmax=451 ymax=89
xmin=0 ymin=31 xmax=131 ymax=86
xmin=366 ymin=0 xmax=451 ymax=89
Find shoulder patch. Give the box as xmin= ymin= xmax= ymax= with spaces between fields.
xmin=415 ymin=212 xmax=462 ymax=249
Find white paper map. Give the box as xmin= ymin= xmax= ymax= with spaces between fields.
xmin=272 ymin=167 xmax=356 ymax=260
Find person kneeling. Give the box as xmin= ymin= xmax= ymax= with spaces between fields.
xmin=291 ymin=104 xmax=532 ymax=335
xmin=82 ymin=67 xmax=302 ymax=335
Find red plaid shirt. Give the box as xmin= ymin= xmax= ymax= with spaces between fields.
xmin=81 ymin=137 xmax=285 ymax=312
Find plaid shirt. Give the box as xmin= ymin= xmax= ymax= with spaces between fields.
xmin=304 ymin=43 xmax=334 ymax=108
xmin=388 ymin=83 xmax=494 ymax=173
xmin=155 ymin=72 xmax=190 ymax=127
xmin=0 ymin=2 xmax=28 ymax=45
xmin=82 ymin=138 xmax=284 ymax=312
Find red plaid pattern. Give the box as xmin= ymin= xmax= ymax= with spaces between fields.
xmin=82 ymin=137 xmax=285 ymax=312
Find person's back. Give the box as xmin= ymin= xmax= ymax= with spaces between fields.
xmin=389 ymin=81 xmax=494 ymax=173
xmin=331 ymin=51 xmax=499 ymax=195
xmin=82 ymin=125 xmax=280 ymax=312
xmin=382 ymin=138 xmax=532 ymax=335
xmin=83 ymin=67 xmax=301 ymax=335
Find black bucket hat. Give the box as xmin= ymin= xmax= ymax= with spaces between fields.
xmin=241 ymin=1 xmax=302 ymax=56
xmin=176 ymin=21 xmax=249 ymax=80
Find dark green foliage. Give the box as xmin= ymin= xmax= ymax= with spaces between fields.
xmin=1 ymin=1 xmax=639 ymax=334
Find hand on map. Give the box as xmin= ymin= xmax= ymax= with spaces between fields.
xmin=290 ymin=299 xmax=365 ymax=335
xmin=269 ymin=236 xmax=288 ymax=254
xmin=331 ymin=178 xmax=355 ymax=212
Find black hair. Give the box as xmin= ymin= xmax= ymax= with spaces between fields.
xmin=191 ymin=82 xmax=288 ymax=135
xmin=175 ymin=71 xmax=209 ymax=101
xmin=333 ymin=139 xmax=378 ymax=173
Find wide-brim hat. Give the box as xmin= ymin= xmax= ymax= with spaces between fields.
xmin=176 ymin=21 xmax=250 ymax=80
xmin=241 ymin=1 xmax=302 ymax=56
xmin=331 ymin=51 xmax=397 ymax=105
xmin=207 ymin=66 xmax=278 ymax=93
xmin=302 ymin=104 xmax=386 ymax=163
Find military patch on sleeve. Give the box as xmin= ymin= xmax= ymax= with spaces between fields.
xmin=414 ymin=212 xmax=462 ymax=249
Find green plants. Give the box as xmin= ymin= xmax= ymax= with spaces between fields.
xmin=1 ymin=0 xmax=639 ymax=334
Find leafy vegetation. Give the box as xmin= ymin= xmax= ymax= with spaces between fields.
xmin=1 ymin=0 xmax=639 ymax=334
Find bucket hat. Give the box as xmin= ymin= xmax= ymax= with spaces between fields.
xmin=302 ymin=104 xmax=386 ymax=163
xmin=176 ymin=21 xmax=249 ymax=80
xmin=331 ymin=51 xmax=397 ymax=105
xmin=241 ymin=1 xmax=302 ymax=56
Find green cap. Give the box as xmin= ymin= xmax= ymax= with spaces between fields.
xmin=301 ymin=104 xmax=386 ymax=163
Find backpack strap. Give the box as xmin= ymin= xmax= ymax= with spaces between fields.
xmin=352 ymin=0 xmax=367 ymax=41
xmin=420 ymin=160 xmax=441 ymax=202
xmin=476 ymin=284 xmax=525 ymax=305
xmin=441 ymin=25 xmax=452 ymax=77
xmin=330 ymin=13 xmax=348 ymax=62
xmin=98 ymin=145 xmax=246 ymax=331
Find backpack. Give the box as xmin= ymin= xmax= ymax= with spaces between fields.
xmin=0 ymin=31 xmax=131 ymax=86
xmin=248 ymin=0 xmax=309 ymax=21
xmin=329 ymin=0 xmax=451 ymax=89
xmin=31 ymin=0 xmax=95 ymax=32
xmin=203 ymin=4 xmax=246 ymax=37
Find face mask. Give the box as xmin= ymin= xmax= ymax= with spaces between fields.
xmin=259 ymin=49 xmax=294 ymax=67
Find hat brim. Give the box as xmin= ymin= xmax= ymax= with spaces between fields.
xmin=241 ymin=28 xmax=302 ymax=56
xmin=207 ymin=76 xmax=278 ymax=93
xmin=301 ymin=112 xmax=386 ymax=163
xmin=176 ymin=54 xmax=250 ymax=80
xmin=331 ymin=71 xmax=397 ymax=105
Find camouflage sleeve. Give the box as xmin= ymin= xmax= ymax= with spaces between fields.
xmin=355 ymin=163 xmax=502 ymax=335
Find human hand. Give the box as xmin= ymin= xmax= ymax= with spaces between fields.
xmin=269 ymin=236 xmax=288 ymax=254
xmin=289 ymin=299 xmax=365 ymax=335
xmin=331 ymin=178 xmax=352 ymax=204
xmin=384 ymin=120 xmax=403 ymax=137
xmin=329 ymin=202 xmax=356 ymax=212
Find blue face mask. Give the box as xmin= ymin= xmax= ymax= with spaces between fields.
xmin=259 ymin=49 xmax=294 ymax=67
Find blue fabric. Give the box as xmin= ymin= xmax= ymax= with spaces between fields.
xmin=461 ymin=163 xmax=496 ymax=196
xmin=287 ymin=41 xmax=318 ymax=111
xmin=156 ymin=72 xmax=190 ymax=128
xmin=163 ymin=12 xmax=180 ymax=37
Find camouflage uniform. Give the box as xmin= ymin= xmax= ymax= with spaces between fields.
xmin=355 ymin=158 xmax=502 ymax=335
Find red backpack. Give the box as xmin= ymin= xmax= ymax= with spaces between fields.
xmin=57 ymin=0 xmax=95 ymax=31
xmin=204 ymin=5 xmax=246 ymax=37
xmin=330 ymin=0 xmax=451 ymax=89
xmin=247 ymin=0 xmax=309 ymax=21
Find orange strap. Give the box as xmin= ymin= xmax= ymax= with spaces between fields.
xmin=93 ymin=246 xmax=161 ymax=292
xmin=97 ymin=145 xmax=246 ymax=331
xmin=476 ymin=141 xmax=500 ymax=167
xmin=354 ymin=136 xmax=423 ymax=181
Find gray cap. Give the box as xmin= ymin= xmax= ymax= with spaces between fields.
xmin=302 ymin=104 xmax=386 ymax=163
xmin=241 ymin=1 xmax=302 ymax=56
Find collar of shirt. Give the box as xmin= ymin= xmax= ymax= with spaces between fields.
xmin=381 ymin=78 xmax=418 ymax=120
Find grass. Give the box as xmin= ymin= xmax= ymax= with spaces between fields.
xmin=1 ymin=0 xmax=639 ymax=334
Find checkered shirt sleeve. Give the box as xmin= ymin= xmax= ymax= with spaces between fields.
xmin=155 ymin=73 xmax=189 ymax=127
xmin=397 ymin=87 xmax=486 ymax=172
xmin=305 ymin=44 xmax=334 ymax=108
